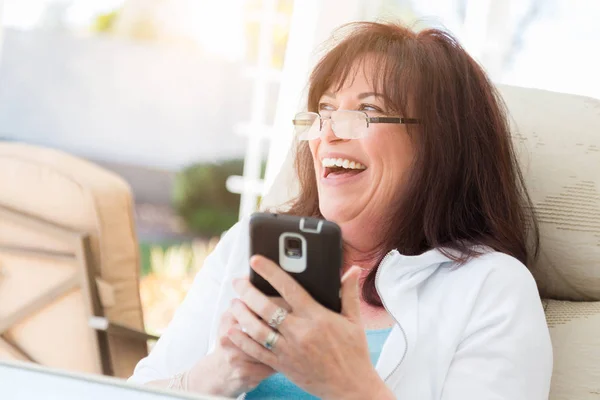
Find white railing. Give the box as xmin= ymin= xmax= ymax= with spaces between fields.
xmin=226 ymin=0 xmax=282 ymax=219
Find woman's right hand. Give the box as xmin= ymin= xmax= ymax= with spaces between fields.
xmin=186 ymin=307 xmax=276 ymax=397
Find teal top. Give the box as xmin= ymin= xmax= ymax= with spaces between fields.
xmin=245 ymin=328 xmax=392 ymax=400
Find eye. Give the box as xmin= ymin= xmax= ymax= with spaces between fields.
xmin=318 ymin=102 xmax=336 ymax=112
xmin=359 ymin=103 xmax=384 ymax=114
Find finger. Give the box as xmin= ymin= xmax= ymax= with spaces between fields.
xmin=228 ymin=327 xmax=279 ymax=368
xmin=249 ymin=255 xmax=314 ymax=312
xmin=341 ymin=265 xmax=362 ymax=320
xmin=218 ymin=310 xmax=237 ymax=337
xmin=230 ymin=298 xmax=285 ymax=350
xmin=233 ymin=278 xmax=292 ymax=333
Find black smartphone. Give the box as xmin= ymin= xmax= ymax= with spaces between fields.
xmin=249 ymin=212 xmax=343 ymax=312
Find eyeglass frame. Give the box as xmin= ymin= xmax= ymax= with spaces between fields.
xmin=292 ymin=111 xmax=420 ymax=139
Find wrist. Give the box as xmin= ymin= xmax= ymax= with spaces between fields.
xmin=167 ymin=371 xmax=188 ymax=391
xmin=344 ymin=373 xmax=395 ymax=400
xmin=368 ymin=380 xmax=395 ymax=400
xmin=187 ymin=354 xmax=227 ymax=396
xmin=323 ymin=377 xmax=394 ymax=400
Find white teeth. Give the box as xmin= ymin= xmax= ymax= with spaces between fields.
xmin=321 ymin=157 xmax=366 ymax=170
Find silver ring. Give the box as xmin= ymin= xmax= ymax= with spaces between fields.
xmin=268 ymin=307 xmax=288 ymax=330
xmin=264 ymin=330 xmax=279 ymax=351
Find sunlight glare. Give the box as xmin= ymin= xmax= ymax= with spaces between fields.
xmin=178 ymin=0 xmax=246 ymax=61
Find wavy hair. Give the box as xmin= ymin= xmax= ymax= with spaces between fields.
xmin=286 ymin=22 xmax=539 ymax=306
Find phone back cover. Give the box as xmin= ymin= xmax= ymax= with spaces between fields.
xmin=249 ymin=213 xmax=343 ymax=312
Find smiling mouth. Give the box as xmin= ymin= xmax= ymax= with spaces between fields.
xmin=321 ymin=157 xmax=367 ymax=178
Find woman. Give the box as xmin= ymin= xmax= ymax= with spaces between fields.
xmin=130 ymin=22 xmax=553 ymax=399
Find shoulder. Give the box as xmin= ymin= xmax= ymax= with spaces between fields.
xmin=441 ymin=250 xmax=545 ymax=330
xmin=425 ymin=251 xmax=553 ymax=400
xmin=446 ymin=250 xmax=539 ymax=296
xmin=216 ymin=215 xmax=251 ymax=255
xmin=427 ymin=249 xmax=544 ymax=325
xmin=429 ymin=250 xmax=551 ymax=357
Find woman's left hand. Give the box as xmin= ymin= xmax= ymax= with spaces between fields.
xmin=227 ymin=255 xmax=394 ymax=400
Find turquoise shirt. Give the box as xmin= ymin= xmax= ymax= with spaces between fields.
xmin=245 ymin=328 xmax=392 ymax=400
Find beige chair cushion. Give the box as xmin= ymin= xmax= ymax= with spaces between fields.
xmin=498 ymin=86 xmax=600 ymax=301
xmin=0 ymin=143 xmax=146 ymax=377
xmin=544 ymin=299 xmax=600 ymax=399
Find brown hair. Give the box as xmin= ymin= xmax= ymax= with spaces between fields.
xmin=286 ymin=22 xmax=539 ymax=306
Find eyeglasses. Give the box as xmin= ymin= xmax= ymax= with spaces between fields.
xmin=292 ymin=110 xmax=420 ymax=141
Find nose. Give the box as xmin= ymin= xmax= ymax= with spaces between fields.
xmin=321 ymin=118 xmax=346 ymax=144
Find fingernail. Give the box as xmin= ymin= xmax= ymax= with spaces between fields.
xmin=250 ymin=255 xmax=262 ymax=269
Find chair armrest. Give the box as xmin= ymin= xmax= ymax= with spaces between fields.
xmin=89 ymin=317 xmax=159 ymax=342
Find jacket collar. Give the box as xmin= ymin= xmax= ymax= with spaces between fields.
xmin=374 ymin=248 xmax=455 ymax=385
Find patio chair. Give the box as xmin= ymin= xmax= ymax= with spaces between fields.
xmin=0 ymin=142 xmax=157 ymax=378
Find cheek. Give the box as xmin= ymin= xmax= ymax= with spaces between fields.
xmin=308 ymin=140 xmax=319 ymax=162
xmin=366 ymin=130 xmax=414 ymax=183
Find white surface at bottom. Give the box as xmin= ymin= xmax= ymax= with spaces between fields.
xmin=0 ymin=361 xmax=225 ymax=400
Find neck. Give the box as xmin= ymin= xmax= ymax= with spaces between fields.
xmin=343 ymin=245 xmax=378 ymax=268
xmin=340 ymin=222 xmax=385 ymax=274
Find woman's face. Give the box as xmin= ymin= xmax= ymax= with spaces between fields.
xmin=309 ymin=60 xmax=415 ymax=235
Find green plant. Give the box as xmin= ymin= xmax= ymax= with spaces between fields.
xmin=173 ymin=159 xmax=268 ymax=236
xmin=172 ymin=159 xmax=242 ymax=236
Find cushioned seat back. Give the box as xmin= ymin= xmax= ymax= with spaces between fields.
xmin=543 ymin=299 xmax=600 ymax=399
xmin=0 ymin=143 xmax=147 ymax=377
xmin=497 ymin=86 xmax=600 ymax=400
xmin=497 ymin=85 xmax=600 ymax=302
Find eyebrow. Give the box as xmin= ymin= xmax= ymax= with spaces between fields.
xmin=321 ymin=91 xmax=384 ymax=100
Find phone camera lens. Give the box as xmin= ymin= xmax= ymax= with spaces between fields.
xmin=285 ymin=237 xmax=302 ymax=258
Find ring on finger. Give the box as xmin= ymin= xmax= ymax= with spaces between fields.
xmin=264 ymin=330 xmax=280 ymax=351
xmin=267 ymin=307 xmax=288 ymax=330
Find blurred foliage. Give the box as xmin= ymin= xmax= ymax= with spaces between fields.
xmin=140 ymin=238 xmax=220 ymax=334
xmin=92 ymin=9 xmax=120 ymax=33
xmin=172 ymin=159 xmax=266 ymax=237
xmin=94 ymin=5 xmax=162 ymax=41
xmin=122 ymin=17 xmax=162 ymax=42
xmin=89 ymin=0 xmax=294 ymax=69
xmin=140 ymin=241 xmax=173 ymax=276
xmin=173 ymin=159 xmax=242 ymax=236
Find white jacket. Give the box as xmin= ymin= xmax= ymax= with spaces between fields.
xmin=130 ymin=217 xmax=553 ymax=399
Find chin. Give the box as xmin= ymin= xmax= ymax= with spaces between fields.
xmin=319 ymin=202 xmax=356 ymax=224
